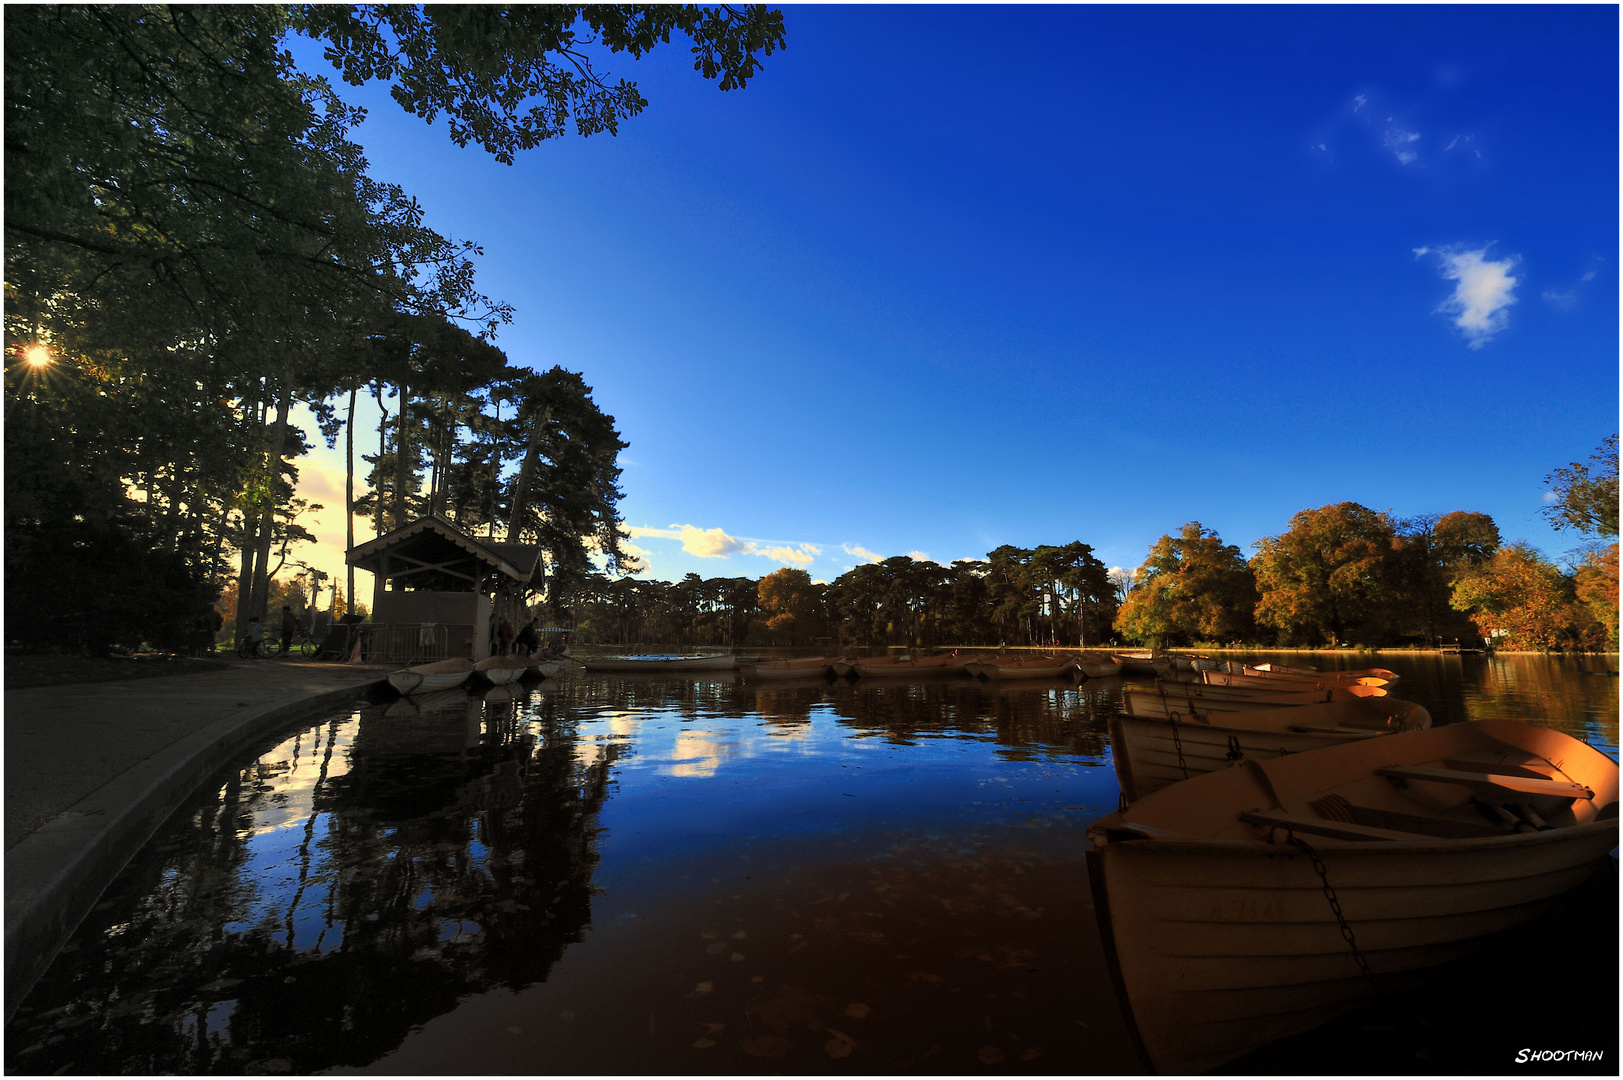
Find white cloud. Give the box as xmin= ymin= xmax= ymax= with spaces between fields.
xmin=1543 ymin=290 xmax=1577 ymax=310
xmin=842 ymin=543 xmax=884 ymax=565
xmin=626 ymin=524 xmax=748 ymax=558
xmin=1384 ymin=127 xmax=1420 ymax=164
xmin=1313 ymin=142 xmax=1327 ymax=152
xmin=1582 ymin=270 xmax=1597 ymax=282
xmin=625 ymin=524 xmax=823 ymax=567
xmin=752 ymin=544 xmax=817 ymax=568
xmin=1412 ymin=246 xmax=1430 ymax=258
xmin=1421 ymin=245 xmax=1520 ymax=348
xmin=907 ymin=550 xmax=931 ymax=562
xmin=1353 ymin=94 xmax=1368 ymax=112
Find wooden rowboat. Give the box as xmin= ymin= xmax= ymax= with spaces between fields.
xmin=1124 ymin=684 xmax=1386 ymax=719
xmin=1246 ymin=660 xmax=1320 ymax=675
xmin=1202 ymin=669 xmax=1391 ymax=691
xmin=1086 ymin=719 xmax=1619 ymax=1075
xmin=851 ymin=653 xmax=982 ymax=677
xmin=965 ymin=655 xmax=1076 ymax=680
xmin=523 ymin=655 xmax=564 ymax=679
xmin=832 ymin=655 xmax=914 ymax=677
xmin=751 ymin=656 xmax=843 ymax=678
xmin=1108 ymin=696 xmax=1433 ymax=802
xmin=579 ymin=654 xmax=736 ymax=672
xmin=387 ymin=656 xmax=475 ymax=696
xmin=1075 ymin=653 xmax=1125 ymax=679
xmin=1113 ymin=652 xmax=1159 ymax=677
xmin=472 ymin=655 xmax=524 ymax=686
xmin=1249 ymin=662 xmax=1398 ymax=681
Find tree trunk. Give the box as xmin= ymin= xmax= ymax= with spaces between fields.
xmin=393 ymin=380 xmax=411 ymax=526
xmin=230 ymin=393 xmax=269 ymax=643
xmin=247 ymin=392 xmax=292 ymax=629
xmin=505 ymin=404 xmax=552 ymax=542
xmin=346 ymin=386 xmax=356 ymax=611
xmin=372 ymin=385 xmax=388 ymax=536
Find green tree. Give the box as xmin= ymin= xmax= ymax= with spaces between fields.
xmin=1114 ymin=523 xmax=1257 ymax=647
xmin=297 ymin=5 xmax=786 ymax=163
xmin=1388 ymin=511 xmax=1502 ymax=644
xmin=1251 ymin=503 xmax=1398 ymax=646
xmin=496 ymin=368 xmax=630 ymax=604
xmin=1543 ymin=435 xmax=1619 ymax=538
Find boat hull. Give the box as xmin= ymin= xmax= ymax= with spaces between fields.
xmin=1087 ymin=720 xmax=1619 ymax=1074
xmin=966 ymin=658 xmax=1076 ymax=679
xmin=1089 ymin=827 xmax=1615 ymax=1074
xmin=1075 ymin=655 xmax=1125 ymax=679
xmin=751 ymin=657 xmax=840 ymax=678
xmin=580 ymin=655 xmax=736 ymax=672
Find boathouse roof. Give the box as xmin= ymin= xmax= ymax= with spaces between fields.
xmin=347 ymin=515 xmax=542 ymax=591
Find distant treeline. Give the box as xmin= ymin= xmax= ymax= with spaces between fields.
xmin=567 ymin=483 xmax=1619 ymax=653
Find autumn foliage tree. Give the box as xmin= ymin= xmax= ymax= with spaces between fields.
xmin=1250 ymin=503 xmax=1399 ymax=646
xmin=757 ymin=568 xmax=827 ymax=645
xmin=1114 ymin=523 xmax=1257 ymax=646
xmin=1575 ymin=546 xmax=1619 ymax=648
xmin=1449 ymin=543 xmax=1590 ymax=650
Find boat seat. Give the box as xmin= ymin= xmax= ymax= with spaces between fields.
xmin=1239 ymin=810 xmax=1419 ymax=843
xmin=1376 ymin=765 xmax=1593 ymax=801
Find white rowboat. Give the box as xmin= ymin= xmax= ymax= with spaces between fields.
xmin=387 ymin=657 xmax=475 ymax=696
xmin=1086 ymin=719 xmax=1618 ymax=1075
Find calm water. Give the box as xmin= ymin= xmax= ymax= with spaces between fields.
xmin=6 ymin=652 xmax=1616 ymax=1075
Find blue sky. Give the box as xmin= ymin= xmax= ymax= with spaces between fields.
xmin=287 ymin=5 xmax=1618 ymax=595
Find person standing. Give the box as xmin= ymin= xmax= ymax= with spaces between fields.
xmin=496 ymin=617 xmax=515 ymax=657
xmin=280 ymin=605 xmax=298 ymax=654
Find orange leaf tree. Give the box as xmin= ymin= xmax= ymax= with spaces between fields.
xmin=1114 ymin=522 xmax=1257 ymax=647
xmin=1250 ymin=502 xmax=1398 ymax=646
xmin=1449 ymin=542 xmax=1583 ymax=650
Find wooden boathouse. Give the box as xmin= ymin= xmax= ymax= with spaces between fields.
xmin=346 ymin=515 xmax=542 ymax=664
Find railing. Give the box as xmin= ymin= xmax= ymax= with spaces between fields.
xmin=361 ymin=623 xmax=475 ymax=666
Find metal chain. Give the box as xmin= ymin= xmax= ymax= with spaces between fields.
xmin=1167 ymin=710 xmax=1190 ymax=778
xmin=1282 ymin=829 xmax=1380 ymax=988
xmin=1156 ymin=681 xmax=1191 ymax=778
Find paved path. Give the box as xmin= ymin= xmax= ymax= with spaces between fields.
xmin=4 ymin=657 xmax=393 ymax=1020
xmin=6 ymin=658 xmax=391 ymax=849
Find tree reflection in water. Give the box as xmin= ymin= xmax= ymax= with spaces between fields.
xmin=7 ymin=686 xmax=617 ymax=1074
xmin=7 ymin=654 xmax=1612 ymax=1075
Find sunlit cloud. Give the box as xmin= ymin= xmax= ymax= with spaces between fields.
xmin=842 ymin=543 xmax=884 ymax=564
xmin=626 ymin=524 xmax=821 ymax=568
xmin=626 ymin=523 xmax=748 ymax=557
xmin=753 ymin=544 xmax=817 ymax=568
xmin=907 ymin=550 xmax=930 ymax=562
xmin=1417 ymin=245 xmax=1520 ymax=348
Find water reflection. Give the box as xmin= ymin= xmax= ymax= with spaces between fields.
xmin=5 ymin=654 xmax=1614 ymax=1075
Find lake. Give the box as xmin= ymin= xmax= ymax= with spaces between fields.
xmin=5 ymin=651 xmax=1616 ymax=1075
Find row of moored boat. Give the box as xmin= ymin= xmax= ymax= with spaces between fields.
xmin=1086 ymin=658 xmax=1619 ymax=1073
xmin=386 ymin=653 xmax=572 ymax=696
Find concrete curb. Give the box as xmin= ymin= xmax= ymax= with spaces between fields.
xmin=4 ymin=678 xmax=385 ymax=1022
